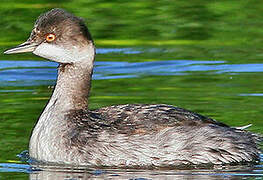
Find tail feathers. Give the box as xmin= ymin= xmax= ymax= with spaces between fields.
xmin=235 ymin=124 xmax=252 ymax=130
xmin=234 ymin=124 xmax=262 ymax=144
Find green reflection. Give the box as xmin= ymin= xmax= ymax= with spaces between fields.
xmin=1 ymin=73 xmax=263 ymax=166
xmin=1 ymin=1 xmax=263 ymax=179
xmin=1 ymin=0 xmax=263 ymax=62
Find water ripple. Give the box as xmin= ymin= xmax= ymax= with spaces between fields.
xmin=1 ymin=60 xmax=263 ymax=86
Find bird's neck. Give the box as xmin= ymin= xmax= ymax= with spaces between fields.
xmin=29 ymin=44 xmax=95 ymax=161
xmin=49 ymin=45 xmax=95 ymax=111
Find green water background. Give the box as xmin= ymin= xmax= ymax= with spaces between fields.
xmin=1 ymin=1 xmax=263 ymax=179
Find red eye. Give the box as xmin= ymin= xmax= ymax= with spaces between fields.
xmin=46 ymin=33 xmax=56 ymax=42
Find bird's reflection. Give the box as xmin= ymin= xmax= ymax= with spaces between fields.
xmin=29 ymin=165 xmax=250 ymax=180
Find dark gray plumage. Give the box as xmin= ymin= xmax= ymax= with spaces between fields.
xmin=64 ymin=104 xmax=260 ymax=167
xmin=4 ymin=8 xmax=261 ymax=168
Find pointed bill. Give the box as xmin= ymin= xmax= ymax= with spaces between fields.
xmin=4 ymin=41 xmax=38 ymax=54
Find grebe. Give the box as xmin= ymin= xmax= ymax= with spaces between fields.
xmin=4 ymin=8 xmax=260 ymax=168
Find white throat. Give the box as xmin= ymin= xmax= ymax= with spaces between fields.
xmin=33 ymin=42 xmax=95 ymax=66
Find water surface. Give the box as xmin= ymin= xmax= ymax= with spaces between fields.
xmin=1 ymin=1 xmax=263 ymax=179
xmin=1 ymin=53 xmax=263 ymax=179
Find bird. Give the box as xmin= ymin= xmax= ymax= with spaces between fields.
xmin=4 ymin=8 xmax=261 ymax=168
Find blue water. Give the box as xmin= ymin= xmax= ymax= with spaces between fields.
xmin=0 ymin=163 xmax=33 ymax=173
xmin=1 ymin=48 xmax=263 ymax=87
xmin=1 ymin=48 xmax=263 ymax=179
